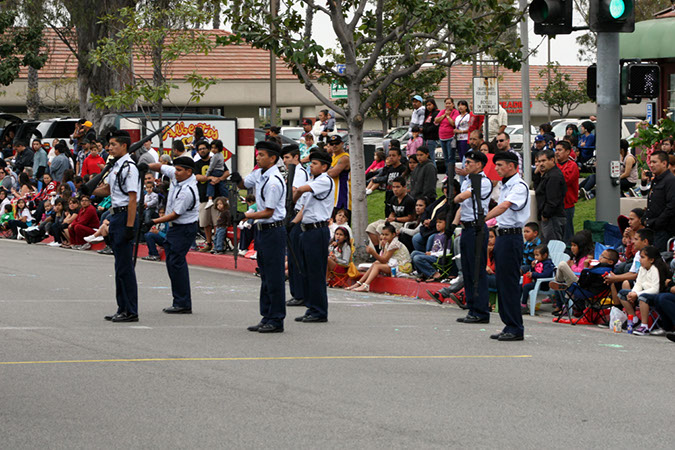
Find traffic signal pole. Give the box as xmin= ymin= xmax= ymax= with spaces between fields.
xmin=595 ymin=32 xmax=621 ymax=222
xmin=520 ymin=0 xmax=532 ymax=186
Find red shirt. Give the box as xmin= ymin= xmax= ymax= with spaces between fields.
xmin=557 ymin=158 xmax=579 ymax=209
xmin=81 ymin=154 xmax=105 ymax=176
xmin=73 ymin=204 xmax=100 ymax=229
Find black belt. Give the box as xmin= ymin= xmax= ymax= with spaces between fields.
xmin=112 ymin=206 xmax=128 ymax=214
xmin=256 ymin=220 xmax=284 ymax=231
xmin=301 ymin=221 xmax=328 ymax=232
xmin=497 ymin=227 xmax=522 ymax=236
xmin=461 ymin=220 xmax=483 ymax=228
xmin=169 ymin=221 xmax=197 ymax=228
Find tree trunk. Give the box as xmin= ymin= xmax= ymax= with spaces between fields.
xmin=212 ymin=0 xmax=221 ymax=29
xmin=347 ymin=84 xmax=369 ymax=262
xmin=26 ymin=66 xmax=40 ymax=120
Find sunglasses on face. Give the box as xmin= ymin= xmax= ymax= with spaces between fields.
xmin=497 ymin=139 xmax=506 ymax=142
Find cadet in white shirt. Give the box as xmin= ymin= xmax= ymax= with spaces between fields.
xmin=93 ymin=130 xmax=141 ymax=323
xmin=453 ymin=151 xmax=493 ymax=324
xmin=292 ymin=151 xmax=335 ymax=323
xmin=232 ymin=141 xmax=287 ymax=333
xmin=485 ymin=151 xmax=530 ymax=341
xmin=143 ymin=156 xmax=199 ymax=314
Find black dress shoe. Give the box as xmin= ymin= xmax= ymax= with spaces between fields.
xmin=490 ymin=332 xmax=503 ymax=340
xmin=286 ymin=298 xmax=305 ymax=307
xmin=459 ymin=315 xmax=489 ymax=324
xmin=163 ymin=306 xmax=192 ymax=314
xmin=302 ymin=315 xmax=327 ymax=323
xmin=104 ymin=313 xmax=120 ymax=321
xmin=111 ymin=312 xmax=139 ymax=323
xmin=295 ymin=315 xmax=309 ymax=322
xmin=247 ymin=322 xmax=264 ymax=332
xmin=258 ymin=323 xmax=284 ymax=333
xmin=426 ymin=289 xmax=444 ymax=304
xmin=498 ymin=332 xmax=524 ymax=341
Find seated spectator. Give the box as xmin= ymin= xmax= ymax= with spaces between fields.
xmin=605 ymin=228 xmax=653 ymax=297
xmin=551 ymin=248 xmax=620 ymax=315
xmin=0 ymin=188 xmax=10 ymax=213
xmin=398 ymin=196 xmax=429 ymax=251
xmin=68 ymin=195 xmax=100 ymax=250
xmin=365 ymin=176 xmax=415 ymax=250
xmin=411 ymin=213 xmax=453 ymax=281
xmin=521 ymin=222 xmax=542 ymax=274
xmin=409 ymin=146 xmax=437 ymax=202
xmin=142 ymin=208 xmax=168 ymax=261
xmin=327 ymin=226 xmax=352 ymax=279
xmin=329 ymin=208 xmax=352 ymax=239
xmin=616 ymin=207 xmax=645 ymax=273
xmin=5 ymin=198 xmax=33 ymax=239
xmin=365 ymin=147 xmax=408 ymax=197
xmin=577 ymin=121 xmax=595 ymax=164
xmin=521 ymin=244 xmax=554 ymax=313
xmin=411 ymin=180 xmax=459 ymax=251
xmin=212 ymin=197 xmax=231 ymax=254
xmin=1 ymin=203 xmax=14 ymax=228
xmin=347 ymin=224 xmax=412 ymax=292
xmin=46 ymin=198 xmax=67 ymax=247
xmin=60 ymin=197 xmax=80 ymax=248
xmin=486 ymin=227 xmax=497 ymax=291
xmin=81 ymin=145 xmax=105 ymax=177
xmin=615 ymin=245 xmax=670 ymax=336
xmin=365 ymin=151 xmax=386 ymax=182
xmin=36 ymin=200 xmax=56 ymax=237
xmin=548 ymin=230 xmax=594 ymax=314
xmin=655 ymin=274 xmax=675 ymax=338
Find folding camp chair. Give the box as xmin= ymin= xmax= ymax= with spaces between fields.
xmin=526 ymin=253 xmax=570 ymax=316
xmin=553 ymin=283 xmax=612 ymax=325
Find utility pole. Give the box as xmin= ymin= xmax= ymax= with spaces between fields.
xmin=595 ymin=32 xmax=621 ymax=221
xmin=547 ymin=36 xmax=551 ymax=123
xmin=270 ymin=0 xmax=278 ymax=126
xmin=520 ymin=0 xmax=531 ymax=185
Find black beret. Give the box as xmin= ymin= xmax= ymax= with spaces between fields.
xmin=327 ymin=135 xmax=342 ymax=145
xmin=173 ymin=156 xmax=195 ymax=171
xmin=256 ymin=140 xmax=281 ymax=155
xmin=493 ymin=151 xmax=519 ymax=165
xmin=281 ymin=144 xmax=299 ymax=156
xmin=465 ymin=150 xmax=488 ymax=166
xmin=310 ymin=150 xmax=332 ymax=166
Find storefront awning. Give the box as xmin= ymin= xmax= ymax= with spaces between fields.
xmin=619 ymin=17 xmax=675 ymax=60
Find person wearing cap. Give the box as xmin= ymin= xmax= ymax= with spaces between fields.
xmin=282 ymin=144 xmax=311 ymax=308
xmin=292 ymin=150 xmax=335 ymax=323
xmin=453 ymin=150 xmax=493 ymax=324
xmin=485 ymin=151 xmax=530 ymax=341
xmin=531 ymin=134 xmax=547 ymax=162
xmin=233 ymin=141 xmax=287 ymax=333
xmin=326 ymin=134 xmax=351 ymax=211
xmin=92 ymin=130 xmax=141 ymax=323
xmin=409 ymin=95 xmax=426 ymax=134
xmin=142 ymin=157 xmax=200 ymax=314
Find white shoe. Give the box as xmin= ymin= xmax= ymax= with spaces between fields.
xmin=366 ymin=189 xmax=373 ymax=195
xmin=205 ymin=199 xmax=214 ymax=209
xmin=79 ymin=243 xmax=91 ymax=250
xmin=84 ymin=235 xmax=95 ymax=243
xmin=16 ymin=229 xmax=25 ymax=240
xmin=48 ymin=242 xmax=61 ymax=247
xmin=238 ymin=249 xmax=247 ymax=256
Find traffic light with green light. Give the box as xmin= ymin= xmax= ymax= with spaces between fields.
xmin=590 ymin=0 xmax=635 ymax=32
xmin=529 ymin=0 xmax=574 ymax=35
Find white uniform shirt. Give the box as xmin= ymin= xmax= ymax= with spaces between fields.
xmin=244 ymin=164 xmax=286 ymax=223
xmin=161 ymin=165 xmax=199 ymax=224
xmin=107 ymin=153 xmax=140 ymax=207
xmin=459 ymin=172 xmax=493 ymax=222
xmin=292 ymin=165 xmax=311 ymax=211
xmin=496 ymin=173 xmax=530 ymax=228
xmin=301 ymin=172 xmax=335 ymax=224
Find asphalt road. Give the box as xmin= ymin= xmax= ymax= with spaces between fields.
xmin=1 ymin=240 xmax=673 ymax=449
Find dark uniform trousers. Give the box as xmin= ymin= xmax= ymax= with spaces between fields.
xmin=300 ymin=226 xmax=330 ymax=319
xmin=287 ymin=223 xmax=304 ymax=301
xmin=459 ymin=225 xmax=490 ymax=320
xmin=254 ymin=226 xmax=287 ymax=327
xmin=495 ymin=233 xmax=525 ymax=336
xmin=164 ymin=222 xmax=198 ymax=309
xmin=109 ymin=211 xmax=138 ymax=316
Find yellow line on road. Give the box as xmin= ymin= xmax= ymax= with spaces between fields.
xmin=0 ymin=355 xmax=532 ymax=366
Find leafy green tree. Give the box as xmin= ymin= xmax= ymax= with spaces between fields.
xmin=0 ymin=6 xmax=47 ymax=87
xmin=220 ymin=0 xmax=523 ymax=258
xmin=536 ymin=63 xmax=590 ymax=118
xmin=90 ymin=0 xmax=216 ymax=144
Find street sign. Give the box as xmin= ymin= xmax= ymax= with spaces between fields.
xmin=646 ymin=102 xmax=656 ymax=124
xmin=330 ymin=82 xmax=348 ymax=99
xmin=473 ymin=77 xmax=499 ymax=115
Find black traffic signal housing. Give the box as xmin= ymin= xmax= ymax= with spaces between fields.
xmin=586 ymin=64 xmax=597 ymax=102
xmin=529 ymin=0 xmax=574 ymax=36
xmin=621 ymin=63 xmax=660 ymax=104
xmin=590 ymin=0 xmax=635 ymax=33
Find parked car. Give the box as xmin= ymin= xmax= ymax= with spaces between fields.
xmin=379 ymin=126 xmax=410 ymax=153
xmin=504 ymin=124 xmax=538 ymax=151
xmin=363 ymin=130 xmax=385 ymax=149
xmin=280 ymin=127 xmax=305 ymax=142
xmin=254 ymin=128 xmax=298 ymax=147
xmin=33 ymin=118 xmax=81 ymax=153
